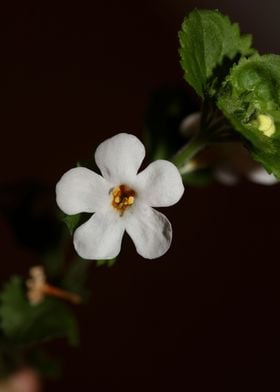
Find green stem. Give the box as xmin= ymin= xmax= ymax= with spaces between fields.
xmin=171 ymin=135 xmax=207 ymax=170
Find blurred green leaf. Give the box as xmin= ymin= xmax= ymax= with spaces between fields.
xmin=29 ymin=350 xmax=61 ymax=379
xmin=0 ymin=336 xmax=21 ymax=377
xmin=181 ymin=168 xmax=213 ymax=187
xmin=0 ymin=277 xmax=79 ymax=347
xmin=96 ymin=258 xmax=117 ymax=268
xmin=42 ymin=246 xmax=66 ymax=279
xmin=62 ymin=259 xmax=92 ymax=301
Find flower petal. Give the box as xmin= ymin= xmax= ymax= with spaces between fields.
xmin=214 ymin=166 xmax=239 ymax=186
xmin=56 ymin=167 xmax=111 ymax=215
xmin=247 ymin=166 xmax=278 ymax=185
xmin=125 ymin=204 xmax=172 ymax=259
xmin=135 ymin=160 xmax=184 ymax=207
xmin=95 ymin=133 xmax=145 ymax=183
xmin=73 ymin=211 xmax=124 ymax=259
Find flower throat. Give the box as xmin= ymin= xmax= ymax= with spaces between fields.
xmin=112 ymin=184 xmax=136 ymax=215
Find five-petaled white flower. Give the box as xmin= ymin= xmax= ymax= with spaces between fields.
xmin=56 ymin=133 xmax=184 ymax=260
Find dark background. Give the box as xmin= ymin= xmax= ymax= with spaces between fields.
xmin=1 ymin=1 xmax=280 ymax=391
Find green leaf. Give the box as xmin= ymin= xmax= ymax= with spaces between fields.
xmin=179 ymin=9 xmax=253 ymax=97
xmin=217 ymin=54 xmax=280 ymax=178
xmin=0 ymin=277 xmax=79 ymax=347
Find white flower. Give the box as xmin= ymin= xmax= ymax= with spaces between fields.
xmin=56 ymin=133 xmax=184 ymax=260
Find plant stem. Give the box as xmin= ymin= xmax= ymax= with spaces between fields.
xmin=171 ymin=135 xmax=207 ymax=170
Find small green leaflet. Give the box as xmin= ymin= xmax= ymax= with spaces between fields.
xmin=179 ymin=9 xmax=253 ymax=97
xmin=96 ymin=258 xmax=117 ymax=268
xmin=63 ymin=213 xmax=81 ymax=235
xmin=217 ymin=54 xmax=280 ymax=178
xmin=63 ymin=212 xmax=91 ymax=235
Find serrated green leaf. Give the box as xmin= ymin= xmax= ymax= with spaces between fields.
xmin=0 ymin=277 xmax=79 ymax=347
xmin=217 ymin=54 xmax=280 ymax=178
xmin=179 ymin=9 xmax=253 ymax=97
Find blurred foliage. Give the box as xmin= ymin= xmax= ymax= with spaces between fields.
xmin=0 ymin=182 xmax=93 ymax=379
xmin=182 ymin=168 xmax=214 ymax=187
xmin=0 ymin=277 xmax=79 ymax=347
xmin=96 ymin=258 xmax=117 ymax=268
xmin=28 ymin=350 xmax=61 ymax=380
xmin=144 ymin=87 xmax=198 ymax=160
xmin=0 ymin=183 xmax=62 ymax=253
xmin=62 ymin=258 xmax=92 ymax=300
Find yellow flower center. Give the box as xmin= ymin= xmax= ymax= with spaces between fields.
xmin=256 ymin=114 xmax=276 ymax=137
xmin=112 ymin=184 xmax=136 ymax=215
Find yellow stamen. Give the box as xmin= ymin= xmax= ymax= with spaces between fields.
xmin=111 ymin=184 xmax=136 ymax=215
xmin=127 ymin=196 xmax=135 ymax=205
